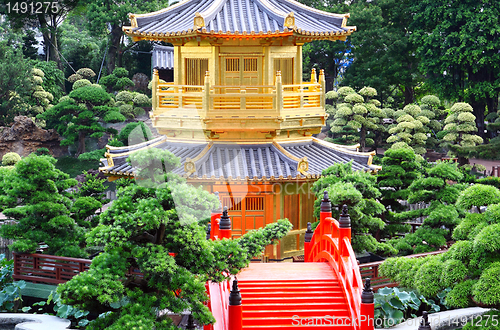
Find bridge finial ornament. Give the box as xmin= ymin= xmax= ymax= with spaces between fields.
xmin=361 ymin=278 xmax=374 ymax=303
xmin=418 ymin=311 xmax=432 ymax=330
xmin=320 ymin=191 xmax=331 ymax=213
xmin=219 ymin=206 xmax=231 ymax=230
xmin=304 ymin=222 xmax=313 ymax=243
xmin=339 ymin=204 xmax=351 ymax=228
xmin=229 ymin=278 xmax=242 ymax=306
xmin=206 ymin=223 xmax=211 ymax=240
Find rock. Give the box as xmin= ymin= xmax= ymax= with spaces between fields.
xmin=0 ymin=116 xmax=67 ymax=158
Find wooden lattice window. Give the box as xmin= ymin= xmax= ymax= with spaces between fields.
xmin=244 ymin=58 xmax=258 ymax=72
xmin=274 ymin=58 xmax=294 ymax=84
xmin=185 ymin=58 xmax=208 ymax=85
xmin=225 ymin=58 xmax=240 ymax=72
xmin=246 ymin=197 xmax=264 ymax=211
xmin=222 ymin=197 xmax=242 ymax=211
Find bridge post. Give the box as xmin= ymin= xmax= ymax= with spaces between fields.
xmin=219 ymin=206 xmax=232 ymax=239
xmin=304 ymin=222 xmax=314 ymax=262
xmin=418 ymin=311 xmax=431 ymax=330
xmin=228 ymin=278 xmax=243 ymax=330
xmin=206 ymin=224 xmax=211 ymax=240
xmin=210 ymin=192 xmax=222 ymax=240
xmin=339 ymin=204 xmax=352 ymax=259
xmin=360 ymin=278 xmax=374 ymax=330
xmin=320 ymin=191 xmax=332 ymax=252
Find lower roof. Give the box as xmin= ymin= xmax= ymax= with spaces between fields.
xmin=100 ymin=136 xmax=378 ymax=181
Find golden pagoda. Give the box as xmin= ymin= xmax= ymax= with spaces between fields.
xmin=101 ymin=0 xmax=378 ymax=259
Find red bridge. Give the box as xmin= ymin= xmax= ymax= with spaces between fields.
xmin=12 ymin=192 xmax=375 ymax=329
xmin=206 ymin=191 xmax=375 ymax=330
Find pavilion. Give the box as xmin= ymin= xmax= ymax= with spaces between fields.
xmin=100 ymin=0 xmax=378 ymax=259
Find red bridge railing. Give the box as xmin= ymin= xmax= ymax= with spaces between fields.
xmin=304 ymin=191 xmax=374 ymax=330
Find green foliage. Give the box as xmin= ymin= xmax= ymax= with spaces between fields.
xmin=377 ymin=148 xmax=422 ymax=238
xmin=411 ymin=0 xmax=498 ymax=136
xmin=382 ymin=182 xmax=500 ymax=309
xmin=442 ymin=103 xmax=483 ymax=157
xmin=456 ymin=185 xmax=500 ymax=212
xmin=312 ymin=162 xmax=393 ymax=255
xmin=72 ymin=79 xmax=92 ymax=90
xmin=99 ymin=68 xmax=134 ymax=93
xmin=0 ymin=254 xmax=25 ymax=312
xmin=445 ymin=279 xmax=475 ymax=308
xmin=34 ymin=147 xmax=50 ymax=156
xmin=390 ymin=161 xmax=465 ymax=254
xmin=472 ymin=263 xmax=500 ymax=307
xmin=327 ymin=86 xmax=385 ymax=151
xmin=374 ymin=286 xmax=441 ymax=328
xmin=462 ymin=310 xmax=500 ymax=330
xmin=39 ymin=85 xmax=125 ymax=155
xmin=57 ymin=177 xmax=292 ymax=328
xmin=0 ymin=41 xmax=32 ymax=125
xmin=2 ymin=152 xmax=21 ymax=166
xmin=0 ymin=155 xmax=106 ymax=257
xmin=32 ymin=60 xmax=65 ymax=103
xmin=386 ymin=103 xmax=435 ymax=155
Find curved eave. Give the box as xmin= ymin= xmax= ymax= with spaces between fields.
xmin=123 ymin=26 xmax=355 ymax=42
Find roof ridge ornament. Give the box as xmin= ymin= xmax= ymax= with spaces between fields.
xmin=193 ymin=12 xmax=205 ymax=30
xmin=297 ymin=156 xmax=309 ymax=175
xmin=284 ymin=12 xmax=295 ymax=28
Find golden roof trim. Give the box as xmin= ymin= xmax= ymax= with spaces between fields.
xmin=312 ymin=137 xmax=376 ymax=157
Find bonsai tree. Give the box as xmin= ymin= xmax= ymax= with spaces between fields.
xmin=312 ymin=162 xmax=396 ymax=256
xmin=418 ymin=95 xmax=444 ymax=150
xmin=442 ymin=102 xmax=484 ymax=164
xmin=327 ymin=86 xmax=385 ymax=151
xmin=377 ymin=147 xmax=422 ymax=238
xmin=68 ymin=68 xmax=97 ymax=85
xmin=389 ymin=161 xmax=466 ymax=254
xmin=0 ymin=155 xmax=95 ymax=257
xmin=39 ymin=85 xmax=126 ymax=155
xmin=386 ymin=104 xmax=433 ymax=155
xmin=380 ymin=185 xmax=500 ymax=311
xmin=57 ymin=150 xmax=293 ymax=328
xmin=27 ymin=68 xmax=54 ymax=116
xmin=99 ymin=67 xmax=134 ymax=93
xmin=115 ymin=90 xmax=151 ymax=119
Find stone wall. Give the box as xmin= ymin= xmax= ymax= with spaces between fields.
xmin=0 ymin=116 xmax=67 ymax=158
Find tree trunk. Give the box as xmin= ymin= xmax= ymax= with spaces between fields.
xmin=107 ymin=24 xmax=122 ymax=74
xmin=470 ymin=99 xmax=486 ymax=139
xmin=403 ymin=85 xmax=414 ymax=106
xmin=359 ymin=126 xmax=366 ymax=152
xmin=38 ymin=15 xmax=62 ymax=70
xmin=77 ymin=131 xmax=86 ymax=155
xmin=486 ymin=94 xmax=499 ymax=139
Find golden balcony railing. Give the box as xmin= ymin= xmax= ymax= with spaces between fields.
xmin=151 ymin=69 xmax=326 ymax=120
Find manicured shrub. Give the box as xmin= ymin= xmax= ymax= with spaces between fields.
xmin=472 ymin=263 xmax=500 ymax=307
xmin=2 ymin=152 xmax=21 ymax=166
xmin=445 ymin=279 xmax=476 ymax=308
xmin=72 ymin=79 xmax=92 ymax=90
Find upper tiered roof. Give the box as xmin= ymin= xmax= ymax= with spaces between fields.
xmin=124 ymin=0 xmax=354 ymax=41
